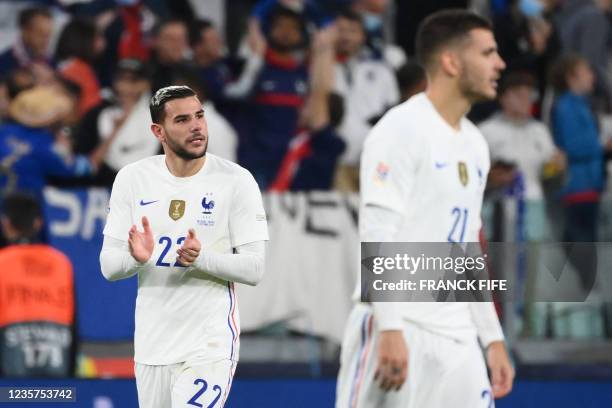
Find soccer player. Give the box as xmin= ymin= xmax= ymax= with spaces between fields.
xmin=336 ymin=10 xmax=514 ymax=408
xmin=99 ymin=86 xmax=268 ymax=407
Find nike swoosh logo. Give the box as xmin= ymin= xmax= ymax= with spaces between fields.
xmin=435 ymin=162 xmax=448 ymax=169
xmin=140 ymin=200 xmax=159 ymax=206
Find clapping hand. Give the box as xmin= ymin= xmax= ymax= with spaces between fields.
xmin=128 ymin=216 xmax=154 ymax=264
xmin=176 ymin=228 xmax=202 ymax=267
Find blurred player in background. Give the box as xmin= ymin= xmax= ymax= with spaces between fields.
xmin=99 ymin=85 xmax=268 ymax=407
xmin=336 ymin=10 xmax=514 ymax=408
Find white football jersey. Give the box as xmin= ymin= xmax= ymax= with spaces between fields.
xmin=360 ymin=93 xmax=491 ymax=339
xmin=103 ymin=154 xmax=268 ymax=365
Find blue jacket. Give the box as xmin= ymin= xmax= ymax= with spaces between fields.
xmin=0 ymin=123 xmax=91 ymax=200
xmin=238 ymin=51 xmax=309 ymax=188
xmin=551 ymin=91 xmax=604 ymax=197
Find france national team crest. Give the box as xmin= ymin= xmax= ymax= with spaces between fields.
xmin=458 ymin=162 xmax=469 ymax=186
xmin=169 ymin=200 xmax=185 ymax=220
xmin=198 ymin=193 xmax=216 ymax=226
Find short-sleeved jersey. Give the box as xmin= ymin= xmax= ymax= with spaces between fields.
xmin=103 ymin=154 xmax=269 ymax=365
xmin=360 ymin=93 xmax=490 ymax=338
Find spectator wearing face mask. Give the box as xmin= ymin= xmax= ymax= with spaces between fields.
xmin=351 ymin=0 xmax=406 ymax=68
xmin=332 ymin=9 xmax=399 ymax=191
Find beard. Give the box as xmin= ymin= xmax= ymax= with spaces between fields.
xmin=165 ymin=132 xmax=208 ymax=160
xmin=458 ymin=69 xmax=496 ymax=103
xmin=459 ymin=76 xmax=492 ymax=103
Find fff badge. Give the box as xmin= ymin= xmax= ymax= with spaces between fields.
xmin=198 ymin=193 xmax=216 ymax=226
xmin=458 ymin=162 xmax=468 ymax=186
xmin=169 ymin=200 xmax=185 ymax=221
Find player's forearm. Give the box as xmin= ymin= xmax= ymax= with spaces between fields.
xmin=363 ymin=205 xmax=405 ymax=330
xmin=99 ymin=235 xmax=148 ymax=281
xmin=469 ymin=302 xmax=505 ymax=347
xmin=190 ymin=241 xmax=266 ymax=286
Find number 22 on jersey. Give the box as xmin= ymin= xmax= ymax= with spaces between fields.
xmin=155 ymin=236 xmax=185 ymax=267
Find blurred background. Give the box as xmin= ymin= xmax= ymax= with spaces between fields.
xmin=0 ymin=0 xmax=611 ymax=406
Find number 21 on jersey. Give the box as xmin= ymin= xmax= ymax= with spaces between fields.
xmin=448 ymin=207 xmax=468 ymax=243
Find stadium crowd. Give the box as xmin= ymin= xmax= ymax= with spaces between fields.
xmin=0 ymin=0 xmax=610 ymax=198
xmin=0 ymin=0 xmax=611 ymax=378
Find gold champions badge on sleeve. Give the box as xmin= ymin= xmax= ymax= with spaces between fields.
xmin=458 ymin=162 xmax=468 ymax=186
xmin=169 ymin=200 xmax=186 ymax=220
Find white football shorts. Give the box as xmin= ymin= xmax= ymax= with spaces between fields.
xmin=336 ymin=304 xmax=493 ymax=408
xmin=135 ymin=358 xmax=235 ymax=408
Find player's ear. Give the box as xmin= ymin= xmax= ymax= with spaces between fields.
xmin=150 ymin=123 xmax=164 ymax=142
xmin=439 ymin=50 xmax=460 ymax=78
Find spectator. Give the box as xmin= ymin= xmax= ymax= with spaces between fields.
xmin=555 ymin=0 xmax=612 ymax=109
xmin=333 ymin=9 xmax=399 ymax=191
xmin=352 ymin=0 xmax=406 ymax=68
xmin=91 ymin=1 xmax=156 ymax=87
xmin=74 ymin=59 xmax=157 ymax=187
xmin=0 ymin=86 xmax=98 ymax=206
xmin=114 ymin=1 xmax=152 ymax=62
xmin=0 ymin=7 xmax=54 ymax=80
xmin=551 ymin=54 xmax=608 ymax=292
xmin=189 ymin=19 xmax=231 ymax=105
xmin=252 ymin=0 xmax=346 ymax=30
xmin=0 ymin=193 xmax=75 ymax=377
xmin=493 ymin=0 xmax=538 ymax=71
xmin=189 ymin=0 xmax=226 ymax=36
xmin=238 ymin=7 xmax=310 ymax=189
xmin=270 ymin=25 xmax=346 ymax=191
xmin=472 ymin=0 xmax=558 ymax=122
xmin=1 ymin=68 xmax=35 ymax=124
xmin=149 ymin=19 xmax=189 ymax=93
xmin=56 ymin=18 xmax=106 ymax=118
xmin=172 ymin=67 xmax=239 ymax=162
xmin=396 ymin=59 xmax=427 ymax=102
xmin=3 ymin=67 xmax=35 ymax=101
xmin=480 ymin=71 xmax=565 ymax=240
xmin=55 ymin=77 xmax=83 ymax=132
